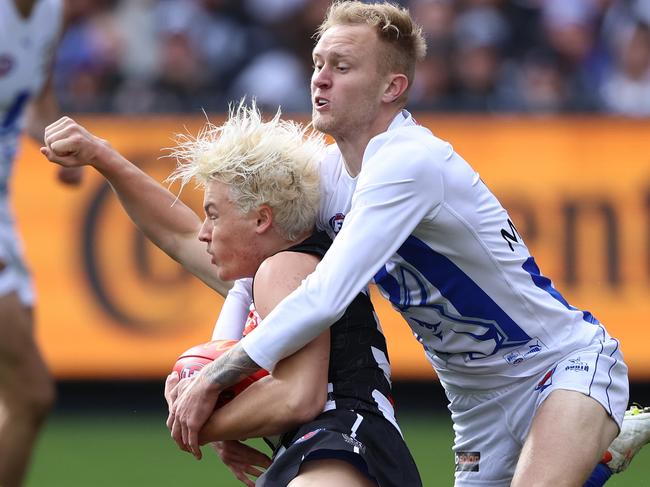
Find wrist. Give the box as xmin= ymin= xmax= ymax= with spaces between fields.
xmin=92 ymin=140 xmax=128 ymax=175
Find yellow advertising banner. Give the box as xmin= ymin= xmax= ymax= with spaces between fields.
xmin=12 ymin=115 xmax=650 ymax=380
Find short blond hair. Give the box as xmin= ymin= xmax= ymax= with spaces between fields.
xmin=316 ymin=1 xmax=427 ymax=102
xmin=167 ymin=101 xmax=325 ymax=241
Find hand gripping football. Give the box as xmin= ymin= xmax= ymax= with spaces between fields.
xmin=172 ymin=339 xmax=269 ymax=408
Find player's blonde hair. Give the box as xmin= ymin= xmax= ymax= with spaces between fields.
xmin=316 ymin=1 xmax=427 ymax=104
xmin=167 ymin=101 xmax=325 ymax=241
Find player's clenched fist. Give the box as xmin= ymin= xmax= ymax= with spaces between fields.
xmin=40 ymin=116 xmax=111 ymax=170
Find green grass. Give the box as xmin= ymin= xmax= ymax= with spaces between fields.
xmin=27 ymin=412 xmax=650 ymax=486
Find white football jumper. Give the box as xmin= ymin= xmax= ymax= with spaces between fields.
xmin=240 ymin=110 xmax=624 ymax=394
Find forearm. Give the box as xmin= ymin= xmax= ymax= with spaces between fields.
xmin=96 ymin=147 xmax=199 ymax=245
xmin=198 ymin=376 xmax=315 ymax=443
xmin=201 ymin=342 xmax=262 ymax=391
xmin=93 ymin=145 xmax=230 ymax=295
xmin=198 ymin=332 xmax=329 ymax=443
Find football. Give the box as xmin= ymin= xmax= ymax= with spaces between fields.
xmin=172 ymin=339 xmax=269 ymax=408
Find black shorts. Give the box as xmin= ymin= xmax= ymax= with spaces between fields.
xmin=257 ymin=409 xmax=422 ymax=487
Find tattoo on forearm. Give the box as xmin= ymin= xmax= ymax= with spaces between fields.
xmin=204 ymin=343 xmax=260 ymax=389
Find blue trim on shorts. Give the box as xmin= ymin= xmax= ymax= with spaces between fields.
xmin=303 ymin=449 xmax=377 ymax=484
xmin=588 ymin=340 xmax=603 ymax=401
xmin=604 ymin=338 xmax=620 ymax=416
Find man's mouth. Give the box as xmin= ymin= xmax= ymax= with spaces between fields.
xmin=314 ymin=96 xmax=329 ymax=109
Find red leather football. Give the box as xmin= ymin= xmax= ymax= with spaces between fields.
xmin=173 ymin=339 xmax=269 ymax=408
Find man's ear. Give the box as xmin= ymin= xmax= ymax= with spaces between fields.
xmin=255 ymin=204 xmax=274 ymax=234
xmin=382 ymin=73 xmax=409 ymax=103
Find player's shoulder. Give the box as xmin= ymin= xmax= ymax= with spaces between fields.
xmin=367 ymin=120 xmax=453 ymax=166
xmin=255 ymin=250 xmax=319 ymax=293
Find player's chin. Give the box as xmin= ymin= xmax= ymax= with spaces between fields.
xmin=311 ymin=114 xmax=334 ymax=134
xmin=216 ymin=266 xmax=244 ymax=283
xmin=215 ymin=265 xmax=231 ymax=282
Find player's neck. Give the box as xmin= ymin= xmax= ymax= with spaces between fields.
xmin=337 ymin=139 xmax=366 ymax=178
xmin=336 ymin=110 xmax=400 ymax=178
xmin=14 ymin=0 xmax=36 ymax=18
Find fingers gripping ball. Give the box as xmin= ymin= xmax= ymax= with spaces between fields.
xmin=173 ymin=340 xmax=269 ymax=408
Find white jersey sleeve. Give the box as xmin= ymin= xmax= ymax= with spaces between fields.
xmin=240 ymin=124 xmax=449 ymax=370
xmin=211 ymin=278 xmax=252 ymax=340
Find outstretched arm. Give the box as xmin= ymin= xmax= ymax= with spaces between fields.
xmin=41 ymin=117 xmax=230 ymax=295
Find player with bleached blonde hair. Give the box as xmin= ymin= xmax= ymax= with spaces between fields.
xmin=167 ymin=101 xmax=322 ymax=243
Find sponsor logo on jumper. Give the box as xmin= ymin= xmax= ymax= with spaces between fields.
xmin=565 ymin=357 xmax=589 ymax=372
xmin=503 ymin=338 xmax=545 ymax=366
xmin=329 ymin=213 xmax=345 ymax=234
xmin=455 ymin=451 xmax=480 ymax=472
xmin=535 ymin=366 xmax=556 ymax=392
xmin=342 ymin=434 xmax=366 ymax=454
xmin=295 ymin=428 xmax=324 ymax=444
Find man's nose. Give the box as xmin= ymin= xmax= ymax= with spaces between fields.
xmin=198 ymin=219 xmax=211 ymax=242
xmin=312 ymin=68 xmax=331 ymax=89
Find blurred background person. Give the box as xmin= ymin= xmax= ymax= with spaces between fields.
xmin=0 ymin=0 xmax=82 ymax=486
xmin=600 ymin=19 xmax=650 ymax=115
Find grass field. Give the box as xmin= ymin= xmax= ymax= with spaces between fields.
xmin=27 ymin=411 xmax=650 ymax=486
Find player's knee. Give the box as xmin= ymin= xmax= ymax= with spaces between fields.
xmin=1 ymin=349 xmax=56 ymax=420
xmin=17 ymin=375 xmax=55 ymax=425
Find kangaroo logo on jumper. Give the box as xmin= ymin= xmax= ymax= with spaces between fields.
xmin=329 ymin=213 xmax=345 ymax=234
xmin=565 ymin=357 xmax=589 ymax=372
xmin=503 ymin=338 xmax=546 ymax=366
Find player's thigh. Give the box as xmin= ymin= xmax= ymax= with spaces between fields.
xmin=0 ymin=289 xmax=50 ymax=394
xmin=447 ymin=378 xmax=543 ymax=487
xmin=287 ymin=459 xmax=377 ymax=487
xmin=0 ymin=235 xmax=37 ymax=366
xmin=512 ymin=389 xmax=618 ymax=487
xmin=0 ymin=290 xmax=34 ymax=361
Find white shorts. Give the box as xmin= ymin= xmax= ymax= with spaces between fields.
xmin=0 ymin=212 xmax=34 ymax=306
xmin=446 ymin=333 xmax=628 ymax=486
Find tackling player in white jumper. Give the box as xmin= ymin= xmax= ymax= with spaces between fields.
xmin=0 ymin=1 xmax=82 ymax=485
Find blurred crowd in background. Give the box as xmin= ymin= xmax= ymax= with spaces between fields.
xmin=54 ymin=0 xmax=650 ymax=115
